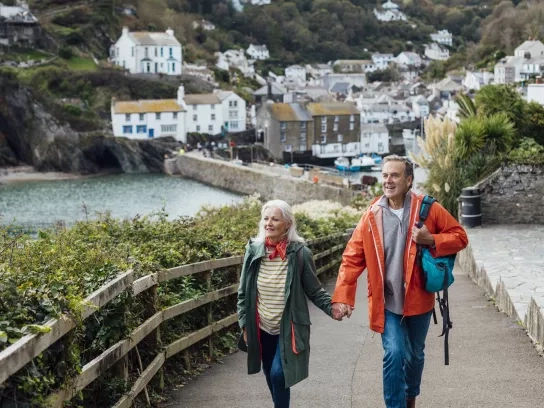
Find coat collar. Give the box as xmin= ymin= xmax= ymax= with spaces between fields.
xmin=247 ymin=239 xmax=304 ymax=264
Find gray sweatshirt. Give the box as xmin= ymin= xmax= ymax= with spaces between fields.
xmin=378 ymin=193 xmax=411 ymax=315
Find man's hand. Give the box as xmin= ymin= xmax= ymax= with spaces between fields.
xmin=412 ymin=224 xmax=435 ymax=246
xmin=243 ymin=327 xmax=247 ymax=344
xmin=332 ymin=303 xmax=354 ymax=321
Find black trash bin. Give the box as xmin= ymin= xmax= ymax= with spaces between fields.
xmin=460 ymin=187 xmax=481 ymax=228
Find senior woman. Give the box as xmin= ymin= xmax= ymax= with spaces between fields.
xmin=237 ymin=199 xmax=338 ymax=408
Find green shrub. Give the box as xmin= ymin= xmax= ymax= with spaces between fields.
xmin=58 ymin=46 xmax=73 ymax=60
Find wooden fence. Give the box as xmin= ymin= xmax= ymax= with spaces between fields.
xmin=0 ymin=231 xmax=352 ymax=407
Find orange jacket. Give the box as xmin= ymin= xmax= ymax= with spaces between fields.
xmin=332 ymin=191 xmax=468 ymax=333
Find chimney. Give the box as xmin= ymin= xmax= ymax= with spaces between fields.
xmin=122 ymin=26 xmax=129 ymax=36
xmin=166 ymin=28 xmax=174 ymax=36
xmin=177 ymin=84 xmax=185 ymax=105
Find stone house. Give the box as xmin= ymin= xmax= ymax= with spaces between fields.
xmin=0 ymin=3 xmax=39 ymax=47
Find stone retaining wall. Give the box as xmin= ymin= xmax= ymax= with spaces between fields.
xmin=475 ymin=165 xmax=544 ymax=224
xmin=458 ymin=246 xmax=544 ymax=354
xmin=164 ymin=155 xmax=357 ymax=205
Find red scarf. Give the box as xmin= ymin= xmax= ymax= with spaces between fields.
xmin=265 ymin=237 xmax=288 ymax=260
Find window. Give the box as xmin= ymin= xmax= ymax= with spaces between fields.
xmin=211 ymin=104 xmax=215 ymax=110
xmin=161 ymin=124 xmax=177 ymax=133
xmin=156 ymin=113 xmax=161 ymax=120
xmin=337 ymin=134 xmax=343 ymax=142
xmin=146 ymin=62 xmax=150 ymax=72
xmin=280 ymin=131 xmax=286 ymax=142
xmin=122 ymin=125 xmax=133 ymax=134
xmin=116 ymin=47 xmax=119 ymax=56
xmin=208 ymin=125 xmax=213 ymax=132
xmin=333 ymin=123 xmax=338 ymax=131
xmin=139 ymin=113 xmax=144 ymax=121
xmin=301 ymin=122 xmax=306 ymax=129
xmin=378 ymin=142 xmax=384 ymax=152
xmin=193 ymin=115 xmax=197 ymax=121
xmin=300 ymin=144 xmax=306 ymax=152
xmin=173 ymin=112 xmax=178 ymax=119
xmin=350 ymin=115 xmax=355 ymax=122
xmin=321 ymin=117 xmax=327 ymax=124
xmin=136 ymin=125 xmax=147 ymax=133
xmin=145 ymin=47 xmax=148 ymax=57
xmin=161 ymin=47 xmax=164 ymax=57
xmin=300 ymin=132 xmax=306 ymax=141
xmin=193 ymin=105 xmax=197 ymax=110
xmin=280 ymin=122 xmax=286 ymax=130
xmin=172 ymin=63 xmax=175 ymax=72
xmin=125 ymin=114 xmax=131 ymax=122
xmin=155 ymin=47 xmax=158 ymax=57
xmin=169 ymin=47 xmax=173 ymax=57
xmin=229 ymin=110 xmax=238 ymax=119
xmin=334 ymin=116 xmax=339 ymax=122
xmin=196 ymin=125 xmax=201 ymax=132
xmin=349 ymin=123 xmax=354 ymax=130
xmin=229 ymin=101 xmax=233 ymax=107
xmin=211 ymin=114 xmax=216 ymax=121
xmin=131 ymin=47 xmax=134 ymax=57
xmin=320 ymin=134 xmax=326 ymax=143
xmin=321 ymin=124 xmax=327 ymax=132
xmin=230 ymin=121 xmax=238 ymax=129
xmin=233 ymin=101 xmax=238 ymax=107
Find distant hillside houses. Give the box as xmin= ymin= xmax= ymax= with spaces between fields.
xmin=247 ymin=44 xmax=269 ymax=60
xmin=374 ymin=0 xmax=407 ymax=22
xmin=0 ymin=2 xmax=40 ymax=47
xmin=424 ymin=43 xmax=449 ymax=61
xmin=430 ymin=30 xmax=453 ymax=47
xmin=110 ymin=27 xmax=182 ymax=75
xmin=494 ymin=40 xmax=544 ymax=84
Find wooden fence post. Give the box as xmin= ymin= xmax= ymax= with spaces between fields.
xmin=204 ymin=270 xmax=214 ymax=360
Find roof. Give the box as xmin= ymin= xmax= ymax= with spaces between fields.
xmin=515 ymin=40 xmax=544 ymax=53
xmin=433 ymin=77 xmax=463 ymax=92
xmin=334 ymin=59 xmax=372 ymax=65
xmin=254 ymin=83 xmax=287 ymax=96
xmin=268 ymin=103 xmax=312 ymax=122
xmin=307 ymin=102 xmax=359 ymax=116
xmin=249 ymin=44 xmax=268 ymax=51
xmin=215 ymin=90 xmax=236 ymax=102
xmin=113 ymin=99 xmax=184 ymax=114
xmin=128 ymin=32 xmax=181 ymax=46
xmin=286 ymin=65 xmax=304 ymax=70
xmin=184 ymin=93 xmax=221 ymax=105
xmin=0 ymin=5 xmax=37 ymax=22
xmin=330 ymin=82 xmax=351 ymax=93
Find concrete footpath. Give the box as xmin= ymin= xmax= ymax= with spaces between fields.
xmin=161 ymin=268 xmax=544 ymax=408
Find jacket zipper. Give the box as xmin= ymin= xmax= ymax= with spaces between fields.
xmin=369 ymin=222 xmax=385 ymax=304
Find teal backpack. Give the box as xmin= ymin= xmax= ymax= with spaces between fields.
xmin=417 ymin=195 xmax=454 ymax=365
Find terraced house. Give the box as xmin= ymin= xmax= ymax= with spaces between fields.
xmin=111 ymin=85 xmax=246 ymax=142
xmin=256 ymin=102 xmax=360 ymax=159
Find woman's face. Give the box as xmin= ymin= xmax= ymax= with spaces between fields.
xmin=263 ymin=206 xmax=290 ymax=243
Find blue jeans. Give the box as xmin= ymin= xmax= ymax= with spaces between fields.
xmin=381 ymin=310 xmax=432 ymax=408
xmin=261 ymin=329 xmax=290 ymax=408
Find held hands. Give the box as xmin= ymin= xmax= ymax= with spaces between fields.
xmin=243 ymin=327 xmax=247 ymax=344
xmin=411 ymin=223 xmax=435 ymax=247
xmin=332 ymin=302 xmax=354 ymax=321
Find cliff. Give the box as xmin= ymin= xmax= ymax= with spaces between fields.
xmin=0 ymin=75 xmax=182 ymax=174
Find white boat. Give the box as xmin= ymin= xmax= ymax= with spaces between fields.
xmin=334 ymin=157 xmax=352 ymax=172
xmin=352 ymin=155 xmax=375 ymax=171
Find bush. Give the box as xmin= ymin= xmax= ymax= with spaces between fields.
xmin=58 ymin=46 xmax=73 ymax=60
xmin=508 ymin=138 xmax=544 ymax=165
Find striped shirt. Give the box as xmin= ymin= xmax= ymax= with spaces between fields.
xmin=257 ymin=247 xmax=288 ymax=335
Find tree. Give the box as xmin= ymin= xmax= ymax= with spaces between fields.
xmin=475 ymin=85 xmax=525 ymax=135
xmin=455 ymin=93 xmax=477 ymax=119
xmin=522 ymin=102 xmax=544 ymax=147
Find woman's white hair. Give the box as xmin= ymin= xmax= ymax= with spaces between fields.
xmin=253 ymin=200 xmax=305 ymax=243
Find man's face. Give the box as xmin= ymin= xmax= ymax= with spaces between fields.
xmin=382 ymin=160 xmax=412 ymax=201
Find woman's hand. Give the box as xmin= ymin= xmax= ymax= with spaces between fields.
xmin=243 ymin=327 xmax=247 ymax=344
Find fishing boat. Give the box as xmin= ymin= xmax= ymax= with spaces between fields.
xmin=352 ymin=155 xmax=375 ymax=171
xmin=334 ymin=157 xmax=352 ymax=171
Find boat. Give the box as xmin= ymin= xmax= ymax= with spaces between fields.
xmin=352 ymin=155 xmax=376 ymax=171
xmin=370 ymin=153 xmax=383 ymax=165
xmin=334 ymin=157 xmax=352 ymax=172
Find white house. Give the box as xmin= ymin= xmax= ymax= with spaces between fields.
xmin=110 ymin=27 xmax=182 ymax=75
xmin=360 ymin=103 xmax=415 ymax=124
xmin=111 ymin=85 xmax=247 ymax=142
xmin=249 ymin=0 xmax=271 ymax=4
xmin=396 ymin=52 xmax=422 ymax=67
xmin=520 ymin=56 xmax=544 ymax=80
xmin=372 ymin=53 xmax=395 ymax=70
xmin=494 ymin=60 xmax=516 ymax=84
xmin=111 ymin=90 xmax=186 ymax=141
xmin=374 ymin=8 xmax=407 ymax=22
xmin=514 ymin=40 xmax=544 ymax=58
xmin=430 ymin=30 xmax=453 ymax=47
xmin=192 ymin=19 xmax=215 ymax=31
xmin=463 ymin=71 xmax=494 ymax=91
xmin=360 ymin=124 xmax=389 ymax=154
xmin=285 ymin=65 xmax=306 ymax=82
xmin=305 ymin=63 xmax=333 ymax=79
xmin=527 ymin=83 xmax=544 ymax=105
xmin=214 ymin=90 xmax=247 ymax=132
xmin=333 ymin=59 xmax=377 ymax=73
xmin=247 ymin=44 xmax=269 ymax=60
xmin=424 ymin=43 xmax=449 ymax=61
xmin=410 ymin=95 xmax=429 ymax=118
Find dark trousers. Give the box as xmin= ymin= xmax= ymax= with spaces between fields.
xmin=260 ymin=329 xmax=290 ymax=408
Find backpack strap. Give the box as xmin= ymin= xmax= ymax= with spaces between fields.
xmin=417 ymin=195 xmax=436 ymax=227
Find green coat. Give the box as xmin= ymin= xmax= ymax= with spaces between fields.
xmin=237 ymin=240 xmax=333 ymax=388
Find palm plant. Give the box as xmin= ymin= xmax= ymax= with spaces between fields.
xmin=483 ymin=112 xmax=515 ymax=153
xmin=455 ymin=93 xmax=477 ymax=119
xmin=455 ymin=116 xmax=485 ymax=160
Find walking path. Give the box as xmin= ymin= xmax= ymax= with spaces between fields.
xmin=465 ymin=225 xmax=544 ymax=322
xmin=160 ymin=267 xmax=544 ymax=408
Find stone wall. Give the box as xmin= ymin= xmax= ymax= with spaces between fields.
xmin=164 ymin=155 xmax=357 ymax=205
xmin=475 ymin=165 xmax=544 ymax=224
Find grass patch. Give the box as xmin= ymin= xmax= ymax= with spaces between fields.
xmin=1 ymin=48 xmax=52 ymax=62
xmin=63 ymin=56 xmax=97 ymax=71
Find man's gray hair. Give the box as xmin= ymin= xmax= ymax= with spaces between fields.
xmin=383 ymin=154 xmax=414 ymax=179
